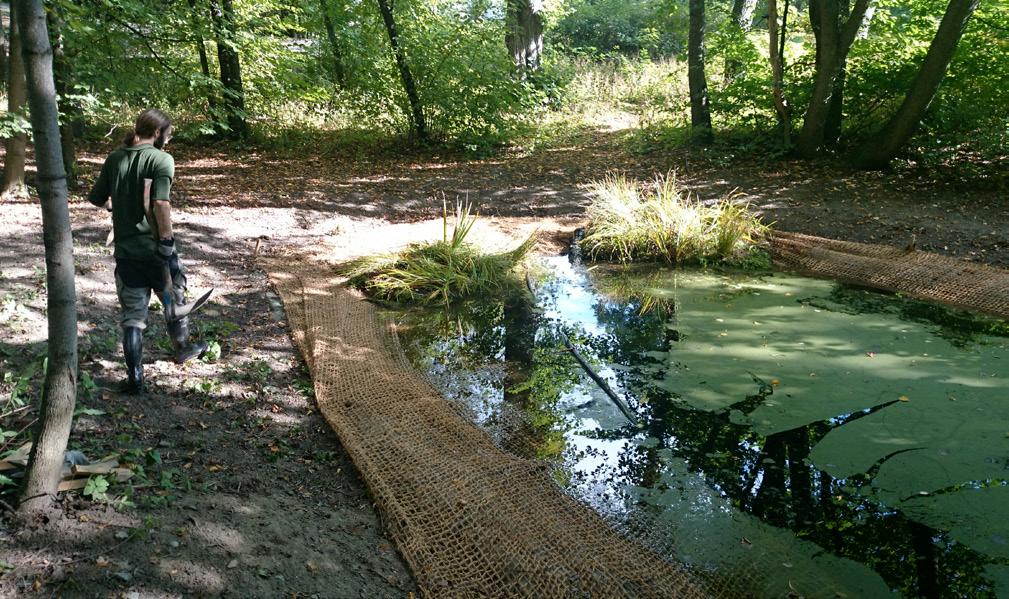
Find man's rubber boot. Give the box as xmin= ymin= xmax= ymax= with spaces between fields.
xmin=168 ymin=317 xmax=207 ymax=364
xmin=122 ymin=326 xmax=145 ymax=394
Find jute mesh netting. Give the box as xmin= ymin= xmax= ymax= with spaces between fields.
xmin=263 ymin=258 xmax=713 ymax=598
xmin=772 ymin=231 xmax=1009 ymax=319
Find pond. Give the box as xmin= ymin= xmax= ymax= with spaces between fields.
xmin=391 ymin=254 xmax=1009 ymax=598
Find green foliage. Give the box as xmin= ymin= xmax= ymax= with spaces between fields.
xmin=580 ymin=174 xmax=769 ymax=266
xmin=83 ymin=475 xmax=110 ymax=501
xmin=23 ymin=0 xmax=1004 ymax=179
xmin=0 ymin=112 xmax=31 ymax=139
xmin=201 ymin=340 xmax=222 ymax=363
xmin=402 ymin=2 xmax=535 ymax=149
xmin=552 ymin=0 xmax=687 ymax=56
xmin=346 ymin=201 xmax=535 ymax=305
xmin=224 ymin=358 xmax=273 ymax=384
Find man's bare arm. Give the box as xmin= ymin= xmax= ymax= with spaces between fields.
xmin=153 ymin=199 xmax=174 ymax=241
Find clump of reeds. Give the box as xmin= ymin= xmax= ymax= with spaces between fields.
xmin=580 ymin=173 xmax=769 ymax=266
xmin=345 ymin=201 xmax=535 ymax=305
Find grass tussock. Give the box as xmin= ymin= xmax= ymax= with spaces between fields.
xmin=345 ymin=202 xmax=536 ymax=305
xmin=580 ymin=173 xmax=770 ymax=267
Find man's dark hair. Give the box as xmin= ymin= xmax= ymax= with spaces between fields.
xmin=124 ymin=108 xmax=173 ymax=149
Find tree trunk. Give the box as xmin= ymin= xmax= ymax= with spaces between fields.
xmin=794 ymin=0 xmax=870 ymax=157
xmin=768 ymin=0 xmax=791 ymax=144
xmin=209 ymin=0 xmax=247 ymax=139
xmin=824 ymin=65 xmax=847 ymax=146
xmin=723 ymin=0 xmax=757 ymax=86
xmin=319 ymin=0 xmax=346 ymax=84
xmin=14 ymin=0 xmax=78 ymax=519
xmin=687 ymin=0 xmax=713 ymax=145
xmin=188 ymin=0 xmax=219 ymax=123
xmin=858 ymin=2 xmax=876 ymax=39
xmin=853 ymin=0 xmax=979 ymax=170
xmin=823 ymin=0 xmax=849 ymax=147
xmin=506 ymin=0 xmax=544 ymax=72
xmin=376 ymin=0 xmax=427 ymax=141
xmin=0 ymin=9 xmax=8 ymax=92
xmin=47 ymin=3 xmax=77 ymax=188
xmin=3 ymin=2 xmax=27 ymax=197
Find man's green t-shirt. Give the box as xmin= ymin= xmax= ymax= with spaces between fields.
xmin=87 ymin=143 xmax=174 ymax=260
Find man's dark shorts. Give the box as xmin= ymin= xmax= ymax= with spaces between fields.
xmin=115 ymin=258 xmax=187 ymax=329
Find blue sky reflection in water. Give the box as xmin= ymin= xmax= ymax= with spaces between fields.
xmin=393 ymin=255 xmax=1009 ymax=598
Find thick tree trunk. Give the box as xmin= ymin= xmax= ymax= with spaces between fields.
xmin=209 ymin=0 xmax=247 ymax=138
xmin=853 ymin=0 xmax=979 ymax=170
xmin=794 ymin=0 xmax=870 ymax=157
xmin=47 ymin=4 xmax=77 ymax=188
xmin=506 ymin=0 xmax=544 ymax=72
xmin=14 ymin=0 xmax=78 ymax=519
xmin=376 ymin=0 xmax=427 ymax=141
xmin=687 ymin=0 xmax=713 ymax=145
xmin=823 ymin=0 xmax=850 ymax=147
xmin=3 ymin=2 xmax=27 ymax=197
xmin=823 ymin=67 xmax=846 ymax=145
xmin=319 ymin=0 xmax=346 ymax=84
xmin=723 ymin=0 xmax=757 ymax=85
xmin=768 ymin=0 xmax=791 ymax=144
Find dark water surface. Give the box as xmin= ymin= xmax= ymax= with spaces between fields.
xmin=393 ymin=255 xmax=1009 ymax=598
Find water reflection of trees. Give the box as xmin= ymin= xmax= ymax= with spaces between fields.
xmin=397 ymin=270 xmax=1005 ymax=598
xmin=396 ymin=297 xmax=578 ymax=464
xmin=587 ymin=278 xmax=1000 ymax=599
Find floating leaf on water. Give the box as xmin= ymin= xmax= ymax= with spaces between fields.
xmin=899 ymin=395 xmax=910 ymax=402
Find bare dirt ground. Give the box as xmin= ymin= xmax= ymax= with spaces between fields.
xmin=1 ymin=128 xmax=1007 ymax=597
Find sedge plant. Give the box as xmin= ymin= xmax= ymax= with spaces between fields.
xmin=580 ymin=173 xmax=769 ymax=266
xmin=345 ymin=201 xmax=536 ymax=305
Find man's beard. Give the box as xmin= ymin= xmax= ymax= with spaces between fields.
xmin=154 ymin=130 xmax=170 ymax=149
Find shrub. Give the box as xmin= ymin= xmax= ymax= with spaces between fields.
xmin=345 ymin=202 xmax=535 ymax=305
xmin=580 ymin=173 xmax=768 ymax=266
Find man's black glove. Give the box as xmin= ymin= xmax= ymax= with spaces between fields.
xmin=157 ymin=238 xmax=182 ymax=279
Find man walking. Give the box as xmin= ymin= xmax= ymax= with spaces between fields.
xmin=87 ymin=108 xmax=207 ymax=394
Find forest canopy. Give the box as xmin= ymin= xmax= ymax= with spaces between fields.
xmin=1 ymin=0 xmax=1006 ymax=183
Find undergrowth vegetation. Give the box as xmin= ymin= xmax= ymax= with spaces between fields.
xmin=580 ymin=174 xmax=769 ymax=267
xmin=345 ymin=202 xmax=535 ymax=305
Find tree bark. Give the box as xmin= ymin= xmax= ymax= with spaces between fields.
xmin=209 ymin=0 xmax=248 ymax=138
xmin=319 ymin=0 xmax=346 ymax=84
xmin=823 ymin=0 xmax=850 ymax=147
xmin=794 ymin=0 xmax=870 ymax=157
xmin=853 ymin=0 xmax=979 ymax=170
xmin=376 ymin=0 xmax=427 ymax=141
xmin=723 ymin=0 xmax=757 ymax=86
xmin=14 ymin=0 xmax=78 ymax=519
xmin=506 ymin=0 xmax=544 ymax=72
xmin=768 ymin=0 xmax=791 ymax=144
xmin=0 ymin=9 xmax=8 ymax=91
xmin=188 ymin=0 xmax=219 ymax=123
xmin=3 ymin=2 xmax=27 ymax=197
xmin=823 ymin=66 xmax=846 ymax=146
xmin=46 ymin=3 xmax=77 ymax=188
xmin=687 ymin=0 xmax=713 ymax=145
